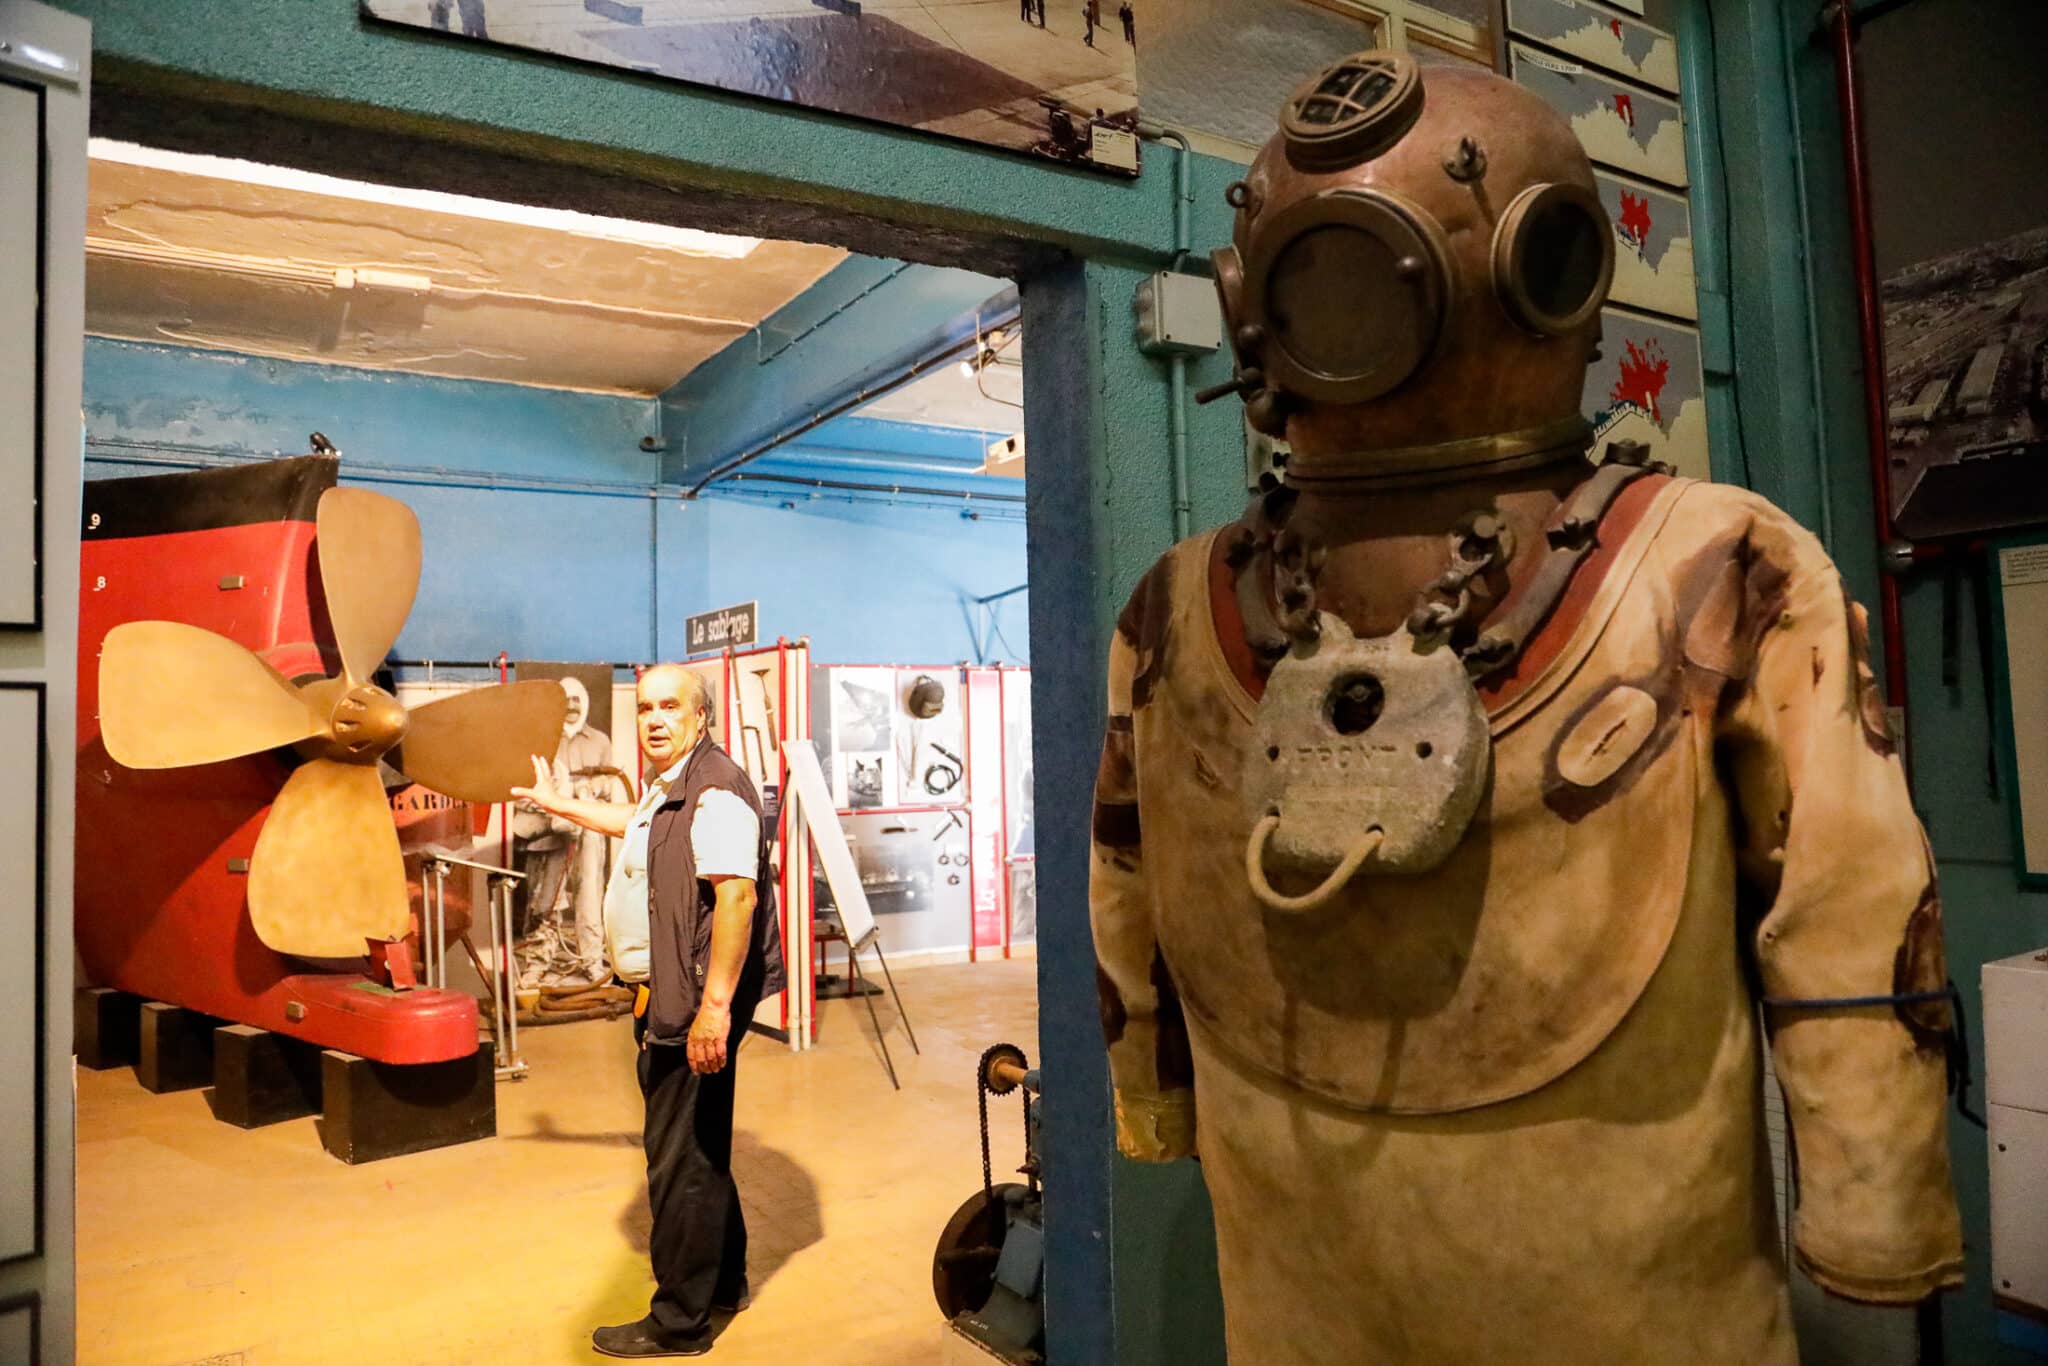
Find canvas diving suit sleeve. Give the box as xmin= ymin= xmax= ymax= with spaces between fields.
xmin=1090 ymin=570 xmax=1197 ymax=1163
xmin=1719 ymin=512 xmax=1964 ymax=1304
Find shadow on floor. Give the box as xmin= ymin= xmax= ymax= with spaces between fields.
xmin=510 ymin=1111 xmax=644 ymax=1147
xmin=614 ymin=1130 xmax=824 ymax=1286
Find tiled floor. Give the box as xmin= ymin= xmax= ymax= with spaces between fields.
xmin=75 ymin=957 xmax=1039 ymax=1365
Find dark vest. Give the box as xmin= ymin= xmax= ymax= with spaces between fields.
xmin=644 ymin=738 xmax=787 ymax=1045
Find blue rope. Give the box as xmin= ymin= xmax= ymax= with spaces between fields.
xmin=1760 ymin=980 xmax=1985 ymax=1129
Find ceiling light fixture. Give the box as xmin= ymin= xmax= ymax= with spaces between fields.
xmin=88 ymin=138 xmax=765 ymax=260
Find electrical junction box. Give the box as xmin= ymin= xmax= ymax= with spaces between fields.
xmin=1134 ymin=271 xmax=1222 ymax=356
xmin=1985 ymin=947 xmax=2048 ymax=1351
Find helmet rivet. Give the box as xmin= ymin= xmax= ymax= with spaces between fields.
xmin=1396 ymin=255 xmax=1427 ymax=282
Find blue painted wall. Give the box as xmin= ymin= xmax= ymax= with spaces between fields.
xmin=82 ymin=338 xmax=1029 ymax=669
xmin=681 ymin=495 xmax=1026 ymax=666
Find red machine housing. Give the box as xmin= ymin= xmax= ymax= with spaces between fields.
xmin=75 ymin=457 xmax=479 ymax=1065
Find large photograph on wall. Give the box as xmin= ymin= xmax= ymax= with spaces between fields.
xmin=1881 ymin=224 xmax=2048 ymax=541
xmin=509 ymin=661 xmax=630 ymax=989
xmin=360 ymin=0 xmax=1141 ymax=175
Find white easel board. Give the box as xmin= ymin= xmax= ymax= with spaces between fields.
xmin=1994 ymin=541 xmax=2048 ymax=883
xmin=782 ymin=739 xmax=877 ymax=949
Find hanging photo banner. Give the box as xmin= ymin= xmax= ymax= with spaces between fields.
xmin=1510 ymin=42 xmax=1689 ymax=189
xmin=1585 ymin=306 xmax=1710 ymax=481
xmin=360 ymin=0 xmax=1141 ymax=176
xmin=685 ymin=600 xmax=757 ymax=654
xmin=1508 ymin=0 xmax=1678 ymax=94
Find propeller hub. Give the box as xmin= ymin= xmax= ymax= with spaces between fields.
xmin=296 ymin=677 xmax=410 ymax=762
xmin=331 ymin=685 xmax=410 ymax=758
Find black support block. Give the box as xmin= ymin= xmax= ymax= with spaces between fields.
xmin=136 ymin=1002 xmax=224 ymax=1094
xmin=74 ymin=987 xmax=142 ymax=1070
xmin=319 ymin=1045 xmax=496 ymax=1164
xmin=208 ymin=1024 xmax=323 ymax=1128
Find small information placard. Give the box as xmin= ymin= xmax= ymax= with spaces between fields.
xmin=685 ymin=601 xmax=758 ymax=654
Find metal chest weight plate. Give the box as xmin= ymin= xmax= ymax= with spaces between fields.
xmin=1244 ymin=613 xmax=1489 ymax=881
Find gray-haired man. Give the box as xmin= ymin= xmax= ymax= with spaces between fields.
xmin=515 ymin=664 xmax=785 ymax=1358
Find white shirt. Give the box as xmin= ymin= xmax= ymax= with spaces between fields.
xmin=604 ymin=750 xmax=762 ymax=984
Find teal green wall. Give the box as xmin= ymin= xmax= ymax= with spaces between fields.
xmin=64 ymin=5 xmax=1243 ymax=1361
xmin=1714 ymin=1 xmax=2046 ymax=1360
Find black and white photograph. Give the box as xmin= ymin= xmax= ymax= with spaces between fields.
xmin=1882 ymin=223 xmax=2048 ymax=541
xmin=510 ymin=660 xmax=632 ymax=988
xmin=360 ymin=0 xmax=1142 ymax=173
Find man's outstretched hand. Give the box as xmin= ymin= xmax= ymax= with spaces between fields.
xmin=509 ymin=754 xmax=561 ymax=812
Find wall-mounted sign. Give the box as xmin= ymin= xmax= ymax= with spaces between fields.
xmin=1584 ymin=305 xmax=1710 ymax=481
xmin=686 ymin=601 xmax=758 ymax=654
xmin=1508 ymin=0 xmax=1678 ymax=94
xmin=1511 ymin=41 xmax=1688 ymax=189
xmin=1597 ymin=169 xmax=1696 ymax=321
xmin=361 ymin=0 xmax=1140 ymax=176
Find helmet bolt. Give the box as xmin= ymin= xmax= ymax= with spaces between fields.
xmin=1443 ymin=135 xmax=1489 ymax=183
xmin=1396 ymin=255 xmax=1427 ymax=283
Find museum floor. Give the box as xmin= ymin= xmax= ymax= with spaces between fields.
xmin=75 ymin=956 xmax=1039 ymax=1365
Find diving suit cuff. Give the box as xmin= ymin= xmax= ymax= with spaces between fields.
xmin=1113 ymin=1087 xmax=1197 ymax=1162
xmin=1793 ymin=1243 xmax=1966 ymax=1306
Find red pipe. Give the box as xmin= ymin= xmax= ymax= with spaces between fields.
xmin=997 ymin=666 xmax=1012 ymax=961
xmin=1829 ymin=1 xmax=1913 ymax=767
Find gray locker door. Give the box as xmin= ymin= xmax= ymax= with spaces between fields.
xmin=0 ymin=3 xmax=88 ymax=1361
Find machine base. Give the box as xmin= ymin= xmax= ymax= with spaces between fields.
xmin=319 ymin=1043 xmax=496 ymax=1164
xmin=138 ymin=1002 xmax=225 ymax=1094
xmin=75 ymin=987 xmax=142 ymax=1070
xmin=210 ymin=1025 xmax=323 ymax=1129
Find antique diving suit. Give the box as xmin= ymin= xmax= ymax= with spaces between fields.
xmin=1089 ymin=53 xmax=1964 ymax=1364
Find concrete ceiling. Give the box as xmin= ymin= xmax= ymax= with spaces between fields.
xmin=83 ymin=142 xmax=847 ymax=397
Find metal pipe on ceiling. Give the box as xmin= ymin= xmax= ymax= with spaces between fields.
xmin=682 ymin=301 xmax=1024 ymax=499
xmin=755 ymin=445 xmax=1005 ymax=478
xmin=720 ymin=469 xmax=1026 ymax=505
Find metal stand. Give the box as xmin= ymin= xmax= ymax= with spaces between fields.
xmin=423 ymin=860 xmax=449 ymax=989
xmin=422 ymin=853 xmax=529 ymax=1081
xmin=848 ymin=928 xmax=920 ymax=1090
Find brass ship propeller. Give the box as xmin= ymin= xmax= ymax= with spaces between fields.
xmin=98 ymin=487 xmax=567 ymax=959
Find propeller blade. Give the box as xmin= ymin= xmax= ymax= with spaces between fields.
xmin=99 ymin=621 xmax=323 ymax=769
xmin=399 ymin=679 xmax=569 ymax=803
xmin=248 ymin=758 xmax=412 ymax=958
xmin=316 ymin=487 xmax=421 ymax=683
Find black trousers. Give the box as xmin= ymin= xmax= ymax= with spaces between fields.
xmin=637 ymin=1015 xmax=751 ymax=1342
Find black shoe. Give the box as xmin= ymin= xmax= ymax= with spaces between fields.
xmin=712 ymin=1292 xmax=751 ymax=1315
xmin=592 ymin=1319 xmax=710 ymax=1358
